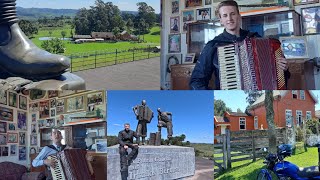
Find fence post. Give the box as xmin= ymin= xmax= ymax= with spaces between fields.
xmin=148 ymin=45 xmax=150 ymax=59
xmin=226 ymin=129 xmax=231 ymax=169
xmin=222 ymin=134 xmax=227 ymax=170
xmin=252 ymin=130 xmax=256 ymax=162
xmin=94 ymin=51 xmax=97 ymax=68
xmin=133 ymin=48 xmax=135 ymax=61
xmin=70 ymin=55 xmax=72 ymax=72
xmin=115 ymin=49 xmax=118 ymax=65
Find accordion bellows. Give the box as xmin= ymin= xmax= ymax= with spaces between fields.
xmin=218 ymin=38 xmax=285 ymax=90
xmin=48 ymin=149 xmax=93 ymax=180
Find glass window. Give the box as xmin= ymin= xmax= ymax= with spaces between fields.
xmin=296 ymin=110 xmax=302 ymax=127
xmin=254 ymin=116 xmax=258 ymax=129
xmin=286 ymin=109 xmax=292 ymax=127
xmin=300 ymin=90 xmax=305 ymax=100
xmin=306 ymin=111 xmax=312 ymax=120
xmin=239 ymin=117 xmax=246 ymax=130
xmin=292 ymin=90 xmax=297 ymax=99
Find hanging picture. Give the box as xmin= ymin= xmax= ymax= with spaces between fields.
xmin=57 ymin=115 xmax=65 ymax=127
xmin=38 ymin=120 xmax=45 ymax=129
xmin=0 ymin=122 xmax=7 ymax=133
xmin=48 ymin=90 xmax=59 ymax=98
xmin=29 ymin=102 xmax=39 ymax=112
xmin=87 ymin=92 xmax=104 ymax=105
xmin=8 ymin=123 xmax=16 ymax=131
xmin=17 ymin=111 xmax=27 ymax=131
xmin=183 ymin=53 xmax=196 ymax=64
xmin=302 ymin=6 xmax=320 ymax=35
xmin=7 ymin=133 xmax=18 ymax=143
xmin=32 ymin=113 xmax=37 ymax=123
xmin=31 ymin=124 xmax=37 ymax=134
xmin=50 ymin=98 xmax=56 ymax=108
xmin=50 ymin=108 xmax=56 ymax=117
xmin=67 ymin=96 xmax=84 ymax=112
xmin=56 ymin=106 xmax=65 ymax=115
xmin=0 ymin=107 xmax=13 ymax=121
xmin=0 ymin=90 xmax=7 ymax=105
xmin=172 ymin=0 xmax=179 ymax=14
xmin=294 ymin=0 xmax=319 ymax=6
xmin=39 ymin=100 xmax=50 ymax=119
xmin=46 ymin=118 xmax=55 ymax=128
xmin=168 ymin=34 xmax=181 ymax=53
xmin=0 ymin=134 xmax=7 ymax=145
xmin=196 ymin=8 xmax=211 ymax=21
xmin=10 ymin=144 xmax=17 ymax=156
xmin=95 ymin=139 xmax=108 ymax=153
xmin=8 ymin=92 xmax=17 ymax=108
xmin=165 ymin=54 xmax=182 ymax=82
xmin=19 ymin=146 xmax=26 ymax=161
xmin=170 ymin=16 xmax=180 ymax=34
xmin=29 ymin=89 xmax=46 ymax=100
xmin=30 ymin=147 xmax=37 ymax=155
xmin=185 ymin=0 xmax=202 ymax=8
xmin=57 ymin=99 xmax=65 ymax=106
xmin=30 ymin=134 xmax=37 ymax=146
xmin=182 ymin=10 xmax=195 ymax=23
xmin=19 ymin=132 xmax=26 ymax=145
xmin=205 ymin=0 xmax=212 ymax=5
xmin=279 ymin=36 xmax=309 ymax=59
xmin=19 ymin=95 xmax=27 ymax=110
xmin=1 ymin=146 xmax=9 ymax=156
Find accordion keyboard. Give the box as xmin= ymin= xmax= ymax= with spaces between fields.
xmin=48 ymin=155 xmax=66 ymax=180
xmin=218 ymin=44 xmax=242 ymax=90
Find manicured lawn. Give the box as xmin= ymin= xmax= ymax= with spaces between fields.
xmin=215 ymin=147 xmax=318 ymax=180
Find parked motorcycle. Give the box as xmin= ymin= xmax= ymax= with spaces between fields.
xmin=257 ymin=144 xmax=320 ymax=180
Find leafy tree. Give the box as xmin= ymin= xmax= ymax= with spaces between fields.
xmin=136 ymin=2 xmax=156 ymax=32
xmin=107 ymin=136 xmax=118 ymax=147
xmin=237 ymin=108 xmax=243 ymax=113
xmin=126 ymin=18 xmax=134 ymax=33
xmin=214 ymin=99 xmax=232 ymax=116
xmin=48 ymin=31 xmax=52 ymax=37
xmin=113 ymin=27 xmax=120 ymax=39
xmin=245 ymin=90 xmax=263 ymax=105
xmin=41 ymin=38 xmax=65 ymax=54
xmin=19 ymin=20 xmax=38 ymax=37
xmin=306 ymin=119 xmax=320 ymax=135
xmin=265 ymin=90 xmax=277 ymax=154
xmin=61 ymin=31 xmax=66 ymax=40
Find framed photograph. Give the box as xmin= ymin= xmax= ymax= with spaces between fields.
xmin=50 ymin=98 xmax=56 ymax=108
xmin=56 ymin=106 xmax=64 ymax=115
xmin=182 ymin=21 xmax=188 ymax=33
xmin=8 ymin=123 xmax=16 ymax=131
xmin=294 ymin=0 xmax=318 ymax=6
xmin=31 ymin=124 xmax=37 ymax=134
xmin=0 ymin=107 xmax=13 ymax=121
xmin=19 ymin=95 xmax=27 ymax=110
xmin=29 ymin=89 xmax=46 ymax=100
xmin=185 ymin=0 xmax=202 ymax=8
xmin=95 ymin=139 xmax=108 ymax=153
xmin=8 ymin=92 xmax=17 ymax=108
xmin=17 ymin=111 xmax=27 ymax=131
xmin=7 ymin=133 xmax=18 ymax=143
xmin=165 ymin=54 xmax=182 ymax=82
xmin=31 ymin=113 xmax=37 ymax=123
xmin=38 ymin=120 xmax=45 ymax=129
xmin=196 ymin=8 xmax=211 ymax=21
xmin=168 ymin=34 xmax=181 ymax=53
xmin=39 ymin=100 xmax=50 ymax=119
xmin=57 ymin=99 xmax=65 ymax=107
xmin=30 ymin=147 xmax=37 ymax=155
xmin=182 ymin=10 xmax=195 ymax=23
xmin=0 ymin=122 xmax=7 ymax=133
xmin=205 ymin=0 xmax=212 ymax=5
xmin=302 ymin=6 xmax=320 ymax=35
xmin=10 ymin=144 xmax=17 ymax=156
xmin=0 ymin=90 xmax=7 ymax=105
xmin=50 ymin=108 xmax=56 ymax=117
xmin=170 ymin=16 xmax=180 ymax=34
xmin=30 ymin=134 xmax=37 ymax=146
xmin=19 ymin=146 xmax=26 ymax=161
xmin=1 ymin=146 xmax=9 ymax=156
xmin=184 ymin=53 xmax=196 ymax=64
xmin=0 ymin=134 xmax=7 ymax=145
xmin=87 ymin=92 xmax=103 ymax=105
xmin=48 ymin=90 xmax=59 ymax=98
xmin=67 ymin=96 xmax=84 ymax=112
xmin=19 ymin=132 xmax=26 ymax=145
xmin=172 ymin=0 xmax=179 ymax=14
xmin=46 ymin=118 xmax=55 ymax=128
xmin=57 ymin=115 xmax=65 ymax=127
xmin=279 ymin=36 xmax=309 ymax=59
xmin=29 ymin=102 xmax=39 ymax=112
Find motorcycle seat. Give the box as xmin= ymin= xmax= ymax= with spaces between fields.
xmin=297 ymin=166 xmax=320 ymax=178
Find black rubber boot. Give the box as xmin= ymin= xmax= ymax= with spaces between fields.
xmin=0 ymin=0 xmax=70 ymax=80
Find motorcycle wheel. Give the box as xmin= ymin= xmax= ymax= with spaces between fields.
xmin=257 ymin=170 xmax=271 ymax=180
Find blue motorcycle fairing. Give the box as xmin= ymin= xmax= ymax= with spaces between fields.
xmin=274 ymin=161 xmax=320 ymax=180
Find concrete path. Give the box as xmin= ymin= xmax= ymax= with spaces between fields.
xmin=73 ymin=57 xmax=160 ymax=90
xmin=186 ymin=157 xmax=214 ymax=180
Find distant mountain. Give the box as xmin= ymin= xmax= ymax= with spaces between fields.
xmin=17 ymin=7 xmax=139 ymax=20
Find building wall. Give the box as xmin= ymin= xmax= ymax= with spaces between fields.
xmin=225 ymin=113 xmax=255 ymax=131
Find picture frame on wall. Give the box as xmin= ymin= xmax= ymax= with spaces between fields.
xmin=19 ymin=95 xmax=27 ymax=110
xmin=0 ymin=122 xmax=7 ymax=133
xmin=0 ymin=107 xmax=13 ymax=122
xmin=17 ymin=111 xmax=27 ymax=131
xmin=185 ymin=0 xmax=202 ymax=8
xmin=165 ymin=54 xmax=182 ymax=82
xmin=293 ymin=0 xmax=319 ymax=6
xmin=279 ymin=36 xmax=309 ymax=59
xmin=301 ymin=6 xmax=320 ymax=35
xmin=168 ymin=34 xmax=181 ymax=53
xmin=1 ymin=146 xmax=9 ymax=156
xmin=205 ymin=0 xmax=212 ymax=5
xmin=39 ymin=100 xmax=50 ymax=119
xmin=30 ymin=147 xmax=37 ymax=155
xmin=56 ymin=106 xmax=65 ymax=115
xmin=0 ymin=134 xmax=7 ymax=145
xmin=29 ymin=102 xmax=39 ymax=112
xmin=50 ymin=108 xmax=56 ymax=117
xmin=30 ymin=134 xmax=37 ymax=146
xmin=19 ymin=146 xmax=26 ymax=161
xmin=29 ymin=89 xmax=46 ymax=100
xmin=19 ymin=132 xmax=26 ymax=145
xmin=46 ymin=118 xmax=55 ymax=128
xmin=183 ymin=53 xmax=196 ymax=64
xmin=87 ymin=92 xmax=103 ymax=105
xmin=48 ymin=90 xmax=59 ymax=98
xmin=50 ymin=98 xmax=56 ymax=108
xmin=0 ymin=90 xmax=7 ymax=105
xmin=38 ymin=120 xmax=45 ymax=129
xmin=57 ymin=115 xmax=65 ymax=127
xmin=10 ymin=144 xmax=17 ymax=156
xmin=8 ymin=92 xmax=17 ymax=108
xmin=67 ymin=96 xmax=84 ymax=112
xmin=31 ymin=113 xmax=37 ymax=123
xmin=7 ymin=133 xmax=18 ymax=143
xmin=171 ymin=0 xmax=179 ymax=14
xmin=56 ymin=99 xmax=65 ymax=107
xmin=170 ymin=16 xmax=180 ymax=34
xmin=182 ymin=10 xmax=195 ymax=23
xmin=196 ymin=8 xmax=211 ymax=21
xmin=31 ymin=124 xmax=37 ymax=134
xmin=8 ymin=123 xmax=16 ymax=131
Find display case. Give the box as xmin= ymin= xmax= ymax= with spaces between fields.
xmin=242 ymin=10 xmax=301 ymax=39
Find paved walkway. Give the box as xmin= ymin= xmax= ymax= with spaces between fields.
xmin=186 ymin=157 xmax=214 ymax=180
xmin=73 ymin=57 xmax=160 ymax=90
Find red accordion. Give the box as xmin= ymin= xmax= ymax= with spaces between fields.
xmin=218 ymin=38 xmax=285 ymax=90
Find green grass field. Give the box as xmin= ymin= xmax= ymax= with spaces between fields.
xmin=31 ymin=25 xmax=161 ymax=55
xmin=215 ymin=147 xmax=318 ymax=180
xmin=190 ymin=143 xmax=214 ymax=158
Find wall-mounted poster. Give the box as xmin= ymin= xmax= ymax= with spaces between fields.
xmin=0 ymin=90 xmax=7 ymax=105
xmin=168 ymin=34 xmax=181 ymax=53
xmin=46 ymin=118 xmax=55 ymax=128
xmin=196 ymin=8 xmax=211 ymax=21
xmin=172 ymin=0 xmax=179 ymax=14
xmin=0 ymin=134 xmax=7 ymax=145
xmin=48 ymin=90 xmax=58 ymax=98
xmin=294 ymin=0 xmax=319 ymax=6
xmin=279 ymin=36 xmax=309 ymax=59
xmin=182 ymin=10 xmax=195 ymax=23
xmin=29 ymin=102 xmax=39 ymax=112
xmin=8 ymin=92 xmax=17 ymax=108
xmin=8 ymin=123 xmax=16 ymax=131
xmin=31 ymin=124 xmax=37 ymax=134
xmin=185 ymin=0 xmax=202 ymax=8
xmin=19 ymin=146 xmax=26 ymax=161
xmin=10 ymin=144 xmax=17 ymax=156
xmin=0 ymin=122 xmax=7 ymax=133
xmin=19 ymin=95 xmax=27 ymax=110
xmin=67 ymin=96 xmax=84 ymax=112
xmin=170 ymin=16 xmax=180 ymax=34
xmin=0 ymin=107 xmax=13 ymax=122
xmin=30 ymin=134 xmax=37 ymax=146
xmin=87 ymin=92 xmax=103 ymax=105
xmin=39 ymin=100 xmax=50 ymax=119
xmin=17 ymin=111 xmax=27 ymax=131
xmin=302 ymin=6 xmax=320 ymax=35
xmin=19 ymin=132 xmax=26 ymax=145
xmin=50 ymin=108 xmax=56 ymax=117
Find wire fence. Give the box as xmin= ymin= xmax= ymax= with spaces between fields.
xmin=68 ymin=45 xmax=160 ymax=72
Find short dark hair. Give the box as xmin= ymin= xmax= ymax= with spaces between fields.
xmin=215 ymin=0 xmax=240 ymax=18
xmin=124 ymin=123 xmax=130 ymax=126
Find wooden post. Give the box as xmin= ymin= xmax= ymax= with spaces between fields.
xmin=70 ymin=55 xmax=73 ymax=72
xmin=133 ymin=48 xmax=135 ymax=61
xmin=94 ymin=51 xmax=97 ymax=68
xmin=115 ymin=49 xmax=118 ymax=65
xmin=148 ymin=45 xmax=150 ymax=59
xmin=222 ymin=134 xmax=227 ymax=170
xmin=252 ymin=130 xmax=256 ymax=162
xmin=226 ymin=129 xmax=231 ymax=169
xmin=303 ymin=117 xmax=307 ymax=150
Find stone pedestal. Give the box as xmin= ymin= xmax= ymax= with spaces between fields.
xmin=107 ymin=145 xmax=195 ymax=180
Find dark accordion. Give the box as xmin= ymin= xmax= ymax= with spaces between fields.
xmin=218 ymin=38 xmax=285 ymax=90
xmin=48 ymin=149 xmax=92 ymax=180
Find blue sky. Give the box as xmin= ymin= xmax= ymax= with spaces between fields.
xmin=214 ymin=90 xmax=320 ymax=112
xmin=16 ymin=0 xmax=160 ymax=13
xmin=107 ymin=90 xmax=214 ymax=144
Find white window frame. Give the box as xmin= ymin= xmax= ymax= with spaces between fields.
xmin=296 ymin=110 xmax=303 ymax=127
xmin=239 ymin=117 xmax=246 ymax=130
xmin=292 ymin=90 xmax=298 ymax=99
xmin=254 ymin=116 xmax=258 ymax=130
xmin=299 ymin=90 xmax=305 ymax=100
xmin=285 ymin=109 xmax=292 ymax=127
xmin=306 ymin=111 xmax=312 ymax=120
